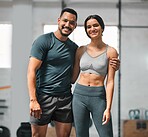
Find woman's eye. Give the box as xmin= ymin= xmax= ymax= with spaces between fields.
xmin=87 ymin=26 xmax=91 ymax=29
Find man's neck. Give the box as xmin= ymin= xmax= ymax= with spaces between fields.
xmin=54 ymin=30 xmax=68 ymax=42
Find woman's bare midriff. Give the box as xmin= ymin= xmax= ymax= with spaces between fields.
xmin=77 ymin=73 xmax=105 ymax=87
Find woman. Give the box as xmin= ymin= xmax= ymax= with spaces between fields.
xmin=72 ymin=15 xmax=118 ymax=137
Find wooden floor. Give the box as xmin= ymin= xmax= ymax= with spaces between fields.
xmin=46 ymin=127 xmax=76 ymax=137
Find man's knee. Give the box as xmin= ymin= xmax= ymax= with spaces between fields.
xmin=55 ymin=122 xmax=72 ymax=137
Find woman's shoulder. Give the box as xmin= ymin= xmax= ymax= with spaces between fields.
xmin=77 ymin=45 xmax=87 ymax=52
xmin=76 ymin=45 xmax=87 ymax=58
xmin=78 ymin=45 xmax=87 ymax=49
xmin=107 ymin=45 xmax=118 ymax=57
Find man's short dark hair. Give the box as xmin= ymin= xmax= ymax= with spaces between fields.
xmin=60 ymin=8 xmax=78 ymax=21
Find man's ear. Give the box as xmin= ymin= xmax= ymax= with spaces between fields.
xmin=57 ymin=18 xmax=60 ymax=25
xmin=75 ymin=22 xmax=77 ymax=29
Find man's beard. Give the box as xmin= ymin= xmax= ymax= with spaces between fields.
xmin=59 ymin=26 xmax=72 ymax=37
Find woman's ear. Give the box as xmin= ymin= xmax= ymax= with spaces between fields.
xmin=102 ymin=31 xmax=103 ymax=36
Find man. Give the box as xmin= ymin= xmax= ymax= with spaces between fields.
xmin=27 ymin=8 xmax=120 ymax=137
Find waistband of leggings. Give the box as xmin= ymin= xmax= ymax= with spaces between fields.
xmin=73 ymin=83 xmax=106 ymax=97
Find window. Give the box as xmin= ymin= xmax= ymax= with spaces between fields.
xmin=44 ymin=25 xmax=118 ymax=50
xmin=0 ymin=24 xmax=12 ymax=68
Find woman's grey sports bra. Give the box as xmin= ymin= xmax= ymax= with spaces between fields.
xmin=80 ymin=45 xmax=108 ymax=76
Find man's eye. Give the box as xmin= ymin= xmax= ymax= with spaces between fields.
xmin=70 ymin=21 xmax=75 ymax=25
xmin=63 ymin=19 xmax=68 ymax=22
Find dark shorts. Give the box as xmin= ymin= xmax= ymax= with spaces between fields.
xmin=30 ymin=92 xmax=73 ymax=126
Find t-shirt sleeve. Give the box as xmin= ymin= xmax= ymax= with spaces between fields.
xmin=30 ymin=35 xmax=48 ymax=61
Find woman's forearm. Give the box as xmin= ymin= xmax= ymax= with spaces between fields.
xmin=105 ymin=81 xmax=114 ymax=110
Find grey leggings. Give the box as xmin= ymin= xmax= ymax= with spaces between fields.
xmin=72 ymin=83 xmax=113 ymax=137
